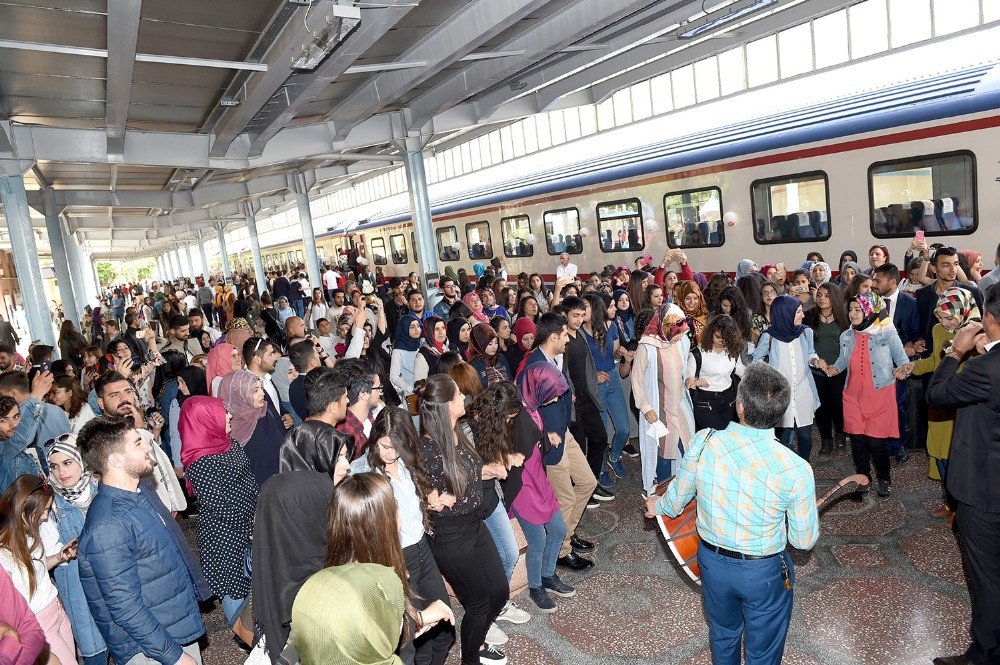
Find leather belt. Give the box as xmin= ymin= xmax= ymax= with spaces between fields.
xmin=703 ymin=541 xmax=781 ymax=560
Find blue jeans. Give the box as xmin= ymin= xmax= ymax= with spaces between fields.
xmin=514 ymin=508 xmax=567 ymax=588
xmin=280 ymin=400 xmax=303 ymax=426
xmin=293 ymin=299 xmax=305 ymax=318
xmin=221 ymin=594 xmax=248 ymax=626
xmin=699 ymin=542 xmax=795 ymax=665
xmin=656 ymin=455 xmax=674 ymax=484
xmin=83 ymin=651 xmax=108 ymax=665
xmin=484 ymin=499 xmax=519 ymax=582
xmin=777 ymin=425 xmax=812 ymax=461
xmin=598 ymin=379 xmax=630 ymax=463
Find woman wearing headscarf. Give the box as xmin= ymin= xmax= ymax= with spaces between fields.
xmin=507 ymin=317 xmax=535 ymax=376
xmin=252 ymin=467 xmax=347 ymax=664
xmin=752 ymin=295 xmax=823 ymax=460
xmin=43 ymin=435 xmax=108 ymax=665
xmin=735 ymin=258 xmax=758 ymax=281
xmin=676 ymin=280 xmax=708 ymax=346
xmin=275 ymin=296 xmax=296 ymax=326
xmin=279 ymin=420 xmax=352 ymax=477
xmin=910 ymin=287 xmax=981 ymax=513
xmin=178 ymin=396 xmax=258 ymax=642
xmin=481 ymin=288 xmax=509 ymax=322
xmin=957 ymin=249 xmax=985 ymax=283
xmin=631 ymin=304 xmax=696 ymax=493
xmin=828 ymin=293 xmax=913 ymax=499
xmin=466 ymin=324 xmax=511 ymax=388
xmin=612 ymin=289 xmax=635 ymax=344
xmin=219 ymin=370 xmax=286 ymax=486
xmin=167 ymin=364 xmax=209 ymax=471
xmin=810 ymin=261 xmax=832 ymax=285
xmin=390 ymin=314 xmax=422 ymax=401
xmin=206 ymin=342 xmax=240 ymax=397
xmin=447 ymin=317 xmax=471 ymax=359
xmin=414 ymin=316 xmax=450 ymax=383
xmin=462 ymin=292 xmax=490 ymax=326
xmin=225 ymin=317 xmax=255 ymax=362
xmin=834 ymin=252 xmax=860 ymax=286
xmin=473 ymin=262 xmax=486 ymax=280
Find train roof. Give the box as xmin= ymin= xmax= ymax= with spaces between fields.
xmin=355 ymin=62 xmax=1000 ymax=232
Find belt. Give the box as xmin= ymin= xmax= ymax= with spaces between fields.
xmin=703 ymin=541 xmax=781 ymax=560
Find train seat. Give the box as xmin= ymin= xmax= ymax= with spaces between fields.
xmin=940 ymin=197 xmax=965 ymax=230
xmin=775 ymin=215 xmax=795 ymax=240
xmin=873 ymin=208 xmax=888 ymax=235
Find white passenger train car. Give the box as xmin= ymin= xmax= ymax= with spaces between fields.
xmin=236 ymin=64 xmax=1000 ymax=280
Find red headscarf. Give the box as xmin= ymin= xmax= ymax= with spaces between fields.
xmin=463 ymin=292 xmax=489 ymax=324
xmin=513 ymin=317 xmax=537 ymax=352
xmin=205 ymin=342 xmax=237 ymax=393
xmin=178 ymin=396 xmax=230 ymax=470
xmin=421 ymin=317 xmax=447 ymax=356
xmin=467 ymin=324 xmax=498 ymax=365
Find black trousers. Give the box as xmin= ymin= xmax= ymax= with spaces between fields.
xmin=401 ymin=536 xmax=454 ymax=665
xmin=569 ymin=392 xmax=609 ymax=481
xmin=201 ymin=304 xmax=214 ymax=326
xmin=429 ymin=520 xmax=508 ymax=665
xmin=813 ymin=370 xmax=846 ymax=441
xmin=691 ymin=385 xmax=737 ymax=432
xmin=955 ymin=503 xmax=1000 ymax=664
xmin=850 ymin=434 xmax=891 ymax=483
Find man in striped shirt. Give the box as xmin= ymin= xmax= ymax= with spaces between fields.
xmin=647 ymin=362 xmax=819 ymax=665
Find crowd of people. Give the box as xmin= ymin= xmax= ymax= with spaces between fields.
xmin=0 ymin=234 xmax=997 ymax=665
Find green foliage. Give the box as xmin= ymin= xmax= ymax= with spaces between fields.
xmin=96 ymin=258 xmax=157 ymax=286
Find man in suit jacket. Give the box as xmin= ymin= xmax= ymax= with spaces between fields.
xmin=873 ymin=263 xmax=922 ymax=462
xmin=925 ymin=286 xmax=1000 ymax=665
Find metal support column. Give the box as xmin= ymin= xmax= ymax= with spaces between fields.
xmin=243 ymin=202 xmax=267 ymax=296
xmin=402 ymin=146 xmax=441 ymax=296
xmin=293 ymin=171 xmax=322 ymax=288
xmin=41 ymin=189 xmax=79 ymax=321
xmin=184 ymin=244 xmax=195 ymax=281
xmin=75 ymin=247 xmax=99 ymax=313
xmin=0 ymin=174 xmax=56 ymax=346
xmin=156 ymin=255 xmax=165 ymax=282
xmin=196 ymin=230 xmax=211 ymax=280
xmin=86 ymin=252 xmax=101 ymax=297
xmin=64 ymin=235 xmax=89 ymax=322
xmin=215 ymin=222 xmax=232 ymax=281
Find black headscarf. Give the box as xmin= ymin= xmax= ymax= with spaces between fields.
xmin=447 ymin=316 xmax=470 ymax=359
xmin=175 ymin=365 xmax=208 ymax=407
xmin=252 ymin=470 xmax=335 ymax=663
xmin=278 ymin=421 xmax=351 ymax=474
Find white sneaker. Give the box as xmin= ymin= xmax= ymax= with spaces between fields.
xmin=484 ymin=622 xmax=508 ymax=646
xmin=496 ymin=600 xmax=531 ymax=625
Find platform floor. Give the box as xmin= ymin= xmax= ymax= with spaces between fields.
xmin=189 ymin=442 xmax=971 ymax=665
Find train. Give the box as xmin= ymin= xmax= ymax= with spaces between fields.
xmin=227 ymin=63 xmax=1000 ymax=281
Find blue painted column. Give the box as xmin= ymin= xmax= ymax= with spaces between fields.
xmin=0 ymin=174 xmax=56 ymax=346
xmin=293 ymin=171 xmax=322 ymax=288
xmin=403 ymin=146 xmax=440 ymax=296
xmin=215 ymin=222 xmax=232 ymax=281
xmin=184 ymin=244 xmax=195 ymax=281
xmin=196 ymin=230 xmax=211 ymax=280
xmin=41 ymin=189 xmax=79 ymax=321
xmin=64 ymin=235 xmax=89 ymax=322
xmin=243 ymin=202 xmax=267 ymax=296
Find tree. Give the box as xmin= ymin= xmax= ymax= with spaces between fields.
xmin=96 ymin=262 xmax=116 ymax=287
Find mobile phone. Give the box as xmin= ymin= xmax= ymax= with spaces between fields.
xmin=915 ymin=229 xmax=925 ymax=244
xmin=39 ymin=361 xmax=51 ymax=372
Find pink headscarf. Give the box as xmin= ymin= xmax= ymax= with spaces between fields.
xmin=463 ymin=292 xmax=490 ymax=324
xmin=218 ymin=370 xmax=265 ymax=446
xmin=178 ymin=396 xmax=231 ymax=491
xmin=206 ymin=343 xmax=237 ymax=392
xmin=518 ymin=362 xmax=570 ymax=431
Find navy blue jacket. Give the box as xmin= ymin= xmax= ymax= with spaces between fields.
xmin=79 ymin=482 xmax=206 ymax=665
xmin=890 ymin=291 xmax=921 ymax=346
xmin=517 ymin=348 xmax=573 ymax=466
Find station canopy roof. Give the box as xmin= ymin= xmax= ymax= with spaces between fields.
xmin=0 ymin=0 xmax=924 ymax=259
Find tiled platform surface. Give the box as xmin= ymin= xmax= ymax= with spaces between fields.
xmin=188 ymin=443 xmax=971 ymax=665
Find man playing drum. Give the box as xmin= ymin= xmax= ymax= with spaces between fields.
xmin=645 ymin=362 xmax=819 ymax=665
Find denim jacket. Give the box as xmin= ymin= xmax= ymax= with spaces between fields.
xmin=0 ymin=396 xmax=43 ymax=493
xmin=51 ymin=489 xmax=107 ymax=658
xmin=832 ymin=327 xmax=910 ymax=390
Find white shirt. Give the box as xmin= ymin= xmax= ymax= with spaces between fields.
xmin=0 ymin=535 xmax=60 ymax=612
xmin=317 ymin=333 xmax=336 ymax=358
xmin=686 ymin=349 xmax=746 ymax=392
xmin=323 ymin=269 xmax=340 ymax=290
xmin=259 ymin=372 xmax=281 ymax=412
xmin=985 ymin=339 xmax=1000 ymax=353
xmin=556 ymin=262 xmax=578 ymax=278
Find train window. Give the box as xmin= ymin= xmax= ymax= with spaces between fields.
xmin=286 ymin=251 xmax=294 ymax=266
xmin=465 ymin=221 xmax=494 ymax=260
xmin=597 ymin=199 xmax=644 ymax=253
xmin=868 ymin=151 xmax=976 ymax=238
xmin=370 ymin=237 xmax=388 ymax=265
xmin=751 ymin=172 xmax=830 ymax=244
xmin=664 ymin=187 xmax=725 ymax=248
xmin=411 ymin=231 xmax=419 ymax=264
xmin=436 ymin=226 xmax=460 ymax=261
xmin=501 ymin=215 xmax=533 ymax=258
xmin=543 ymin=208 xmax=582 ymax=255
xmin=390 ymin=234 xmax=408 ymax=264
xmin=317 ymin=247 xmax=325 ymax=261
xmin=296 ymin=250 xmax=304 ymax=264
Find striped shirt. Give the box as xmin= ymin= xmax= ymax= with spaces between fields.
xmin=656 ymin=423 xmax=819 ymax=556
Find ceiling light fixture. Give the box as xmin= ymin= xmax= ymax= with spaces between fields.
xmin=291 ymin=3 xmax=362 ymax=71
xmin=679 ymin=0 xmax=775 ymax=38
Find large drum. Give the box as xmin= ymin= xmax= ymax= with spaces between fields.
xmin=652 ymin=474 xmax=868 ymax=585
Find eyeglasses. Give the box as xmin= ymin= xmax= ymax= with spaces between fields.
xmin=371 ymin=385 xmax=384 ymax=393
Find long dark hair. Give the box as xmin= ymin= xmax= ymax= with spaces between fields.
xmin=366 ymin=407 xmax=433 ymax=533
xmin=807 ymin=282 xmax=850 ymax=332
xmin=737 ymin=275 xmax=766 ymax=318
xmin=467 ymin=382 xmax=521 ymax=467
xmin=415 ymin=374 xmax=478 ymax=497
xmin=699 ymin=314 xmax=744 ymax=359
xmin=703 ymin=272 xmax=732 ymax=312
xmin=627 ymin=270 xmax=649 ymax=312
xmin=714 ymin=286 xmax=752 ymax=342
xmin=583 ymin=293 xmax=608 ymax=354
xmin=53 ymin=375 xmax=87 ymax=419
xmin=0 ymin=476 xmax=53 ymax=596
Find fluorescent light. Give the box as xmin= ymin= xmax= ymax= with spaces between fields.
xmin=0 ymin=38 xmax=268 ymax=71
xmin=680 ymin=0 xmax=776 ymax=38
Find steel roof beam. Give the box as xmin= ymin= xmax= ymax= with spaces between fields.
xmin=407 ymin=0 xmax=660 ymax=130
xmin=325 ymin=0 xmax=550 ymax=143
xmin=534 ymin=0 xmax=848 ymax=111
xmin=106 ymin=0 xmax=143 ymax=159
xmin=242 ymin=0 xmax=417 ymax=159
